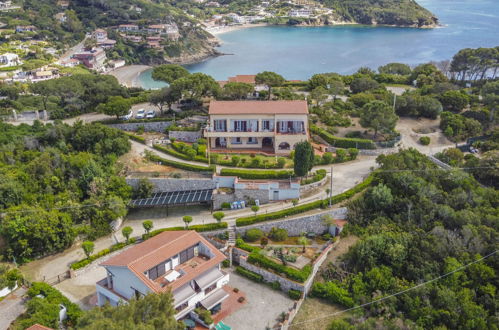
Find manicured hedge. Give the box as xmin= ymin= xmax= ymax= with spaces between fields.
xmin=220 ymin=168 xmax=295 ymax=180
xmin=288 ymin=289 xmax=303 ymax=300
xmin=147 ymin=153 xmax=215 ymax=173
xmin=236 ymin=200 xmax=324 ymax=226
xmin=235 ymin=238 xmax=262 ymax=253
xmin=235 ymin=266 xmax=263 ymax=282
xmin=247 ymin=252 xmax=312 ymax=283
xmin=145 ymin=222 xmax=228 ymax=239
xmin=125 ymin=132 xmax=146 ymax=143
xmin=154 ymin=144 xmax=209 ymax=163
xmin=301 ymin=169 xmax=327 ymax=185
xmin=70 ymin=238 xmax=137 ymax=270
xmin=311 ymin=125 xmax=376 ymax=149
xmin=236 ymin=172 xmax=375 ymax=226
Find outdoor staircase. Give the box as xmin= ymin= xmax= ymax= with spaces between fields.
xmin=228 ymin=224 xmax=237 ymax=247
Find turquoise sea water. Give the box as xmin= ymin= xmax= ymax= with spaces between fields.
xmin=138 ymin=0 xmax=499 ymax=88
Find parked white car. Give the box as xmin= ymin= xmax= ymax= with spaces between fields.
xmin=146 ymin=110 xmax=156 ymax=119
xmin=135 ymin=109 xmax=146 ymax=119
xmin=120 ymin=109 xmax=133 ymax=120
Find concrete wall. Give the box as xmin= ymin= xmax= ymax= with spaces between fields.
xmin=126 ymin=178 xmax=215 ymax=193
xmin=235 ymin=207 xmax=347 ymax=237
xmin=234 ymin=189 xmax=269 ymax=204
xmin=107 ymin=121 xmax=172 ymax=132
xmin=105 ymin=266 xmax=151 ymax=300
xmin=169 ymin=130 xmax=202 ymax=143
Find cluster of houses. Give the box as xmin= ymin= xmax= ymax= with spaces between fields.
xmin=117 ymin=23 xmax=180 ymax=49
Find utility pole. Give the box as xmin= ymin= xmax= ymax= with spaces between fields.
xmin=329 ymin=166 xmax=333 ymax=208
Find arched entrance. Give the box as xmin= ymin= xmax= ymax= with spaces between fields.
xmin=278 ymin=142 xmax=290 ymax=150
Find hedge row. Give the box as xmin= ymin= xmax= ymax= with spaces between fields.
xmin=235 ymin=238 xmax=262 ymax=253
xmin=220 ymin=168 xmax=295 ymax=180
xmin=301 ymin=169 xmax=327 ymax=185
xmin=310 ymin=125 xmax=376 ymax=149
xmin=154 ymin=144 xmax=209 ymax=164
xmin=145 ymin=222 xmax=228 ymax=239
xmin=235 ymin=266 xmax=263 ymax=282
xmin=70 ymin=238 xmax=137 ymax=270
xmin=147 ymin=153 xmax=215 ymax=173
xmin=236 ymin=200 xmax=323 ymax=226
xmin=125 ymin=132 xmax=146 ymax=143
xmin=236 ymin=172 xmax=375 ymax=226
xmin=247 ymin=252 xmax=312 ymax=283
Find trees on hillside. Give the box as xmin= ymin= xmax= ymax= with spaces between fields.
xmin=360 ymin=101 xmax=398 ymax=137
xmin=222 ymin=82 xmax=254 ymax=100
xmin=170 ymin=73 xmax=220 ymax=100
xmin=294 ymin=141 xmax=314 ymax=177
xmin=151 ymin=64 xmax=190 ymax=84
xmin=450 ymin=47 xmax=499 ymax=82
xmin=96 ymin=96 xmax=131 ymax=119
xmin=255 ymin=71 xmax=285 ymax=99
xmin=148 ymin=87 xmax=181 ymax=113
xmin=77 ymin=292 xmax=182 ymax=330
xmin=378 ymin=63 xmax=412 ymax=75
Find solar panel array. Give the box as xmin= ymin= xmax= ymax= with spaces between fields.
xmin=130 ymin=189 xmax=213 ymax=207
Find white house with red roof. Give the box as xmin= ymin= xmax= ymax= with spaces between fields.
xmin=205 ymin=100 xmax=309 ymax=155
xmin=96 ymin=230 xmax=229 ymax=320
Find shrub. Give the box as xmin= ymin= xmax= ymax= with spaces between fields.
xmin=270 ymin=281 xmax=281 ymax=290
xmin=222 ymin=259 xmax=230 ymax=268
xmin=145 ymin=222 xmax=228 ymax=239
xmin=419 ymin=136 xmax=431 ymax=145
xmin=220 ymin=168 xmax=294 ymax=180
xmin=310 ymin=125 xmax=376 ymax=149
xmin=301 ymin=169 xmax=327 ymax=185
xmin=288 ymin=289 xmax=302 ymax=300
xmin=245 ymin=228 xmax=264 ymax=242
xmin=220 ymin=202 xmax=231 ymax=209
xmin=237 ymin=296 xmax=245 ymax=303
xmin=277 ymin=157 xmax=287 ymax=168
xmin=310 ymin=282 xmax=355 ymax=307
xmin=269 ymin=227 xmax=288 ymax=241
xmin=236 ymin=238 xmax=261 ymax=253
xmin=235 ymin=266 xmax=263 ymax=282
xmin=213 ymin=211 xmax=225 ymax=222
xmin=136 ymin=125 xmax=145 ymax=134
xmin=194 ymin=308 xmax=213 ymax=325
xmin=231 ymin=155 xmax=240 ymax=166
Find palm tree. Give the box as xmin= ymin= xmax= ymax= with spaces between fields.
xmin=297 ymin=236 xmax=309 ymax=253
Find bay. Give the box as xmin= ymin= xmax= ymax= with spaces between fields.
xmin=138 ymin=0 xmax=499 ymax=88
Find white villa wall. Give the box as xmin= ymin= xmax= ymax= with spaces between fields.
xmin=104 ymin=266 xmax=151 ymax=301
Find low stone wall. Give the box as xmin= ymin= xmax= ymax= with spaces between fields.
xmin=235 ymin=207 xmax=347 ymax=237
xmin=239 ymin=256 xmax=305 ymax=293
xmin=107 ymin=121 xmax=172 ymax=132
xmin=126 ymin=178 xmax=215 ymax=193
xmin=168 ymin=130 xmax=202 ymax=143
xmin=299 ymin=175 xmax=328 ymax=193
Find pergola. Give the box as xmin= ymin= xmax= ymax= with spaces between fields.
xmin=130 ymin=189 xmax=213 ymax=214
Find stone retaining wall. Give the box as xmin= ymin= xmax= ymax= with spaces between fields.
xmin=299 ymin=175 xmax=328 ymax=193
xmin=239 ymin=256 xmax=305 ymax=293
xmin=235 ymin=207 xmax=347 ymax=237
xmin=107 ymin=121 xmax=172 ymax=132
xmin=168 ymin=130 xmax=202 ymax=143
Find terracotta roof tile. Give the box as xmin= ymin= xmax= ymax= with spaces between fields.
xmin=26 ymin=325 xmax=53 ymax=330
xmin=209 ymin=100 xmax=308 ymax=115
xmin=228 ymin=75 xmax=256 ymax=84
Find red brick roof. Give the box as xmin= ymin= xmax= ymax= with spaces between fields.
xmin=228 ymin=75 xmax=256 ymax=84
xmin=101 ymin=231 xmax=226 ymax=293
xmin=26 ymin=325 xmax=53 ymax=330
xmin=209 ymin=100 xmax=308 ymax=115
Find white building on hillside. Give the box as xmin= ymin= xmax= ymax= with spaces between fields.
xmin=96 ymin=230 xmax=230 ymax=320
xmin=0 ymin=53 xmax=21 ymax=67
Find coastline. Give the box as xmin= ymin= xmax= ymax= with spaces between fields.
xmin=107 ymin=64 xmax=151 ymax=88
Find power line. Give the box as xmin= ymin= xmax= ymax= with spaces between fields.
xmin=288 ymin=250 xmax=499 ymax=328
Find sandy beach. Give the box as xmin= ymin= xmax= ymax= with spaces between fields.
xmin=107 ymin=64 xmax=151 ymax=88
xmin=206 ymin=23 xmax=269 ymax=36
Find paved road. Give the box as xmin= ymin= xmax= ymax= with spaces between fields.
xmin=0 ymin=287 xmax=27 ymax=330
